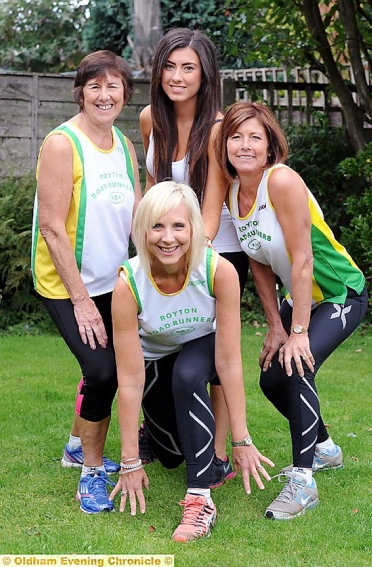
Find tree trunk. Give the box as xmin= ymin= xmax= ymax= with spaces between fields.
xmin=130 ymin=0 xmax=163 ymax=77
xmin=302 ymin=0 xmax=366 ymax=151
xmin=338 ymin=0 xmax=372 ymax=124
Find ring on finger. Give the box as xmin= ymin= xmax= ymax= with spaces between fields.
xmin=257 ymin=464 xmax=263 ymax=469
xmin=302 ymin=355 xmax=308 ymax=359
xmin=121 ymin=491 xmax=128 ymax=496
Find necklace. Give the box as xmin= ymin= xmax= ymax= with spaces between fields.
xmin=238 ymin=190 xmax=255 ymax=216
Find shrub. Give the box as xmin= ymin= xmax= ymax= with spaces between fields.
xmin=285 ymin=121 xmax=353 ymax=239
xmin=0 ymin=174 xmax=53 ymax=333
xmin=338 ymin=143 xmax=372 ymax=290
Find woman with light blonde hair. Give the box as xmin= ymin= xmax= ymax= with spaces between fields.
xmin=110 ymin=180 xmax=274 ymax=542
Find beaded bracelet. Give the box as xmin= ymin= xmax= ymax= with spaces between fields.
xmin=120 ymin=459 xmax=142 ymax=469
xmin=119 ymin=464 xmax=143 ymax=475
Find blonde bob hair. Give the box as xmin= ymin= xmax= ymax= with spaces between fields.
xmin=133 ymin=181 xmax=205 ymax=274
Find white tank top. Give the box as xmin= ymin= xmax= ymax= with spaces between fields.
xmin=120 ymin=248 xmax=218 ymax=360
xmin=32 ymin=122 xmax=135 ymax=298
xmin=229 ymin=164 xmax=366 ymax=305
xmin=146 ymin=131 xmax=241 ymax=252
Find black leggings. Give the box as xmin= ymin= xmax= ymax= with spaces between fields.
xmin=260 ymin=287 xmax=368 ymax=468
xmin=142 ymin=333 xmax=217 ymax=489
xmin=40 ymin=293 xmax=117 ymax=422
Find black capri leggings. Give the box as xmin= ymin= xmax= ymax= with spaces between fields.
xmin=40 ymin=293 xmax=117 ymax=422
xmin=142 ymin=333 xmax=217 ymax=489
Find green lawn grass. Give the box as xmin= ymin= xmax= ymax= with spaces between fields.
xmin=1 ymin=326 xmax=371 ymax=566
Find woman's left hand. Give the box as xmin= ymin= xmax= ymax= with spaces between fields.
xmin=232 ymin=445 xmax=275 ymax=494
xmin=278 ymin=333 xmax=315 ymax=377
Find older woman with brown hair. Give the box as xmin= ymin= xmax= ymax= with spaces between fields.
xmin=31 ymin=50 xmax=142 ymax=514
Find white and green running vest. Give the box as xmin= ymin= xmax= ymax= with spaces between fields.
xmin=31 ymin=122 xmax=135 ymax=298
xmin=228 ymin=164 xmax=365 ymax=305
xmin=120 ymin=248 xmax=218 ymax=360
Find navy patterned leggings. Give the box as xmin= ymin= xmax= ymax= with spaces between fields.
xmin=142 ymin=333 xmax=217 ymax=489
xmin=260 ymin=287 xmax=368 ymax=468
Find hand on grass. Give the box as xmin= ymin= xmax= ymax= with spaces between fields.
xmin=109 ymin=468 xmax=149 ymax=515
xmin=232 ymin=445 xmax=275 ymax=495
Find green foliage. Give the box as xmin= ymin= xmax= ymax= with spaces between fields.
xmin=0 ymin=0 xmax=87 ymax=72
xmin=338 ymin=143 xmax=372 ymax=286
xmin=285 ymin=121 xmax=353 ymax=239
xmin=241 ymin=277 xmax=265 ymax=324
xmin=82 ymin=0 xmax=132 ymax=58
xmin=223 ymin=1 xmax=372 ymax=151
xmin=224 ymin=0 xmax=315 ymax=69
xmin=0 ymin=174 xmax=53 ymax=333
xmin=160 ymin=0 xmax=243 ymax=68
xmin=223 ymin=0 xmax=367 ymax=72
xmin=84 ymin=0 xmax=241 ymax=69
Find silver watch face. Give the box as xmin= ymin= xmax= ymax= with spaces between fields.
xmin=293 ymin=325 xmax=302 ymax=334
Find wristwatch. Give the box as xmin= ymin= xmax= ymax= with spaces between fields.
xmin=231 ymin=435 xmax=253 ymax=447
xmin=291 ymin=325 xmax=308 ymax=334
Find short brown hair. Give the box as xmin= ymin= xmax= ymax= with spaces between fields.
xmin=73 ymin=50 xmax=134 ymax=108
xmin=215 ymin=102 xmax=289 ymax=181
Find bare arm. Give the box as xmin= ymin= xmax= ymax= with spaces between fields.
xmin=214 ymin=257 xmax=275 ymax=493
xmin=201 ymin=118 xmax=230 ymax=241
xmin=139 ymin=105 xmax=156 ymax=191
xmin=269 ymin=167 xmax=315 ymax=377
xmin=110 ymin=274 xmax=149 ymax=514
xmin=37 ymin=134 xmax=107 ymax=349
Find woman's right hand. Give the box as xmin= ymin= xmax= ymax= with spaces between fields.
xmin=73 ymin=296 xmax=108 ymax=349
xmin=259 ymin=325 xmax=288 ymax=372
xmin=109 ymin=468 xmax=150 ymax=515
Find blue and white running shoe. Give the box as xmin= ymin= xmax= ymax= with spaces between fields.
xmin=265 ymin=471 xmax=319 ymax=520
xmin=281 ymin=444 xmax=343 ymax=475
xmin=61 ymin=445 xmax=120 ymax=475
xmin=76 ymin=471 xmax=115 ymax=514
xmin=312 ymin=444 xmax=343 ymax=472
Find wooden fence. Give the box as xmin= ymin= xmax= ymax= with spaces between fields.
xmin=0 ymin=72 xmax=150 ymax=179
xmin=1 ymin=70 xmax=370 ymax=179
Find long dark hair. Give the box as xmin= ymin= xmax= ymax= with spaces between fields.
xmin=150 ymin=28 xmax=221 ymax=203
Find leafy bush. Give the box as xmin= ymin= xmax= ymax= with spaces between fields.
xmin=285 ymin=121 xmax=353 ymax=239
xmin=338 ymin=143 xmax=372 ymax=288
xmin=0 ymin=174 xmax=53 ymax=333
